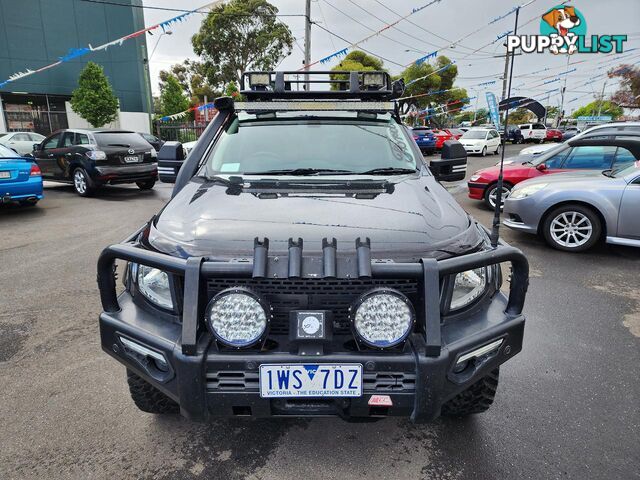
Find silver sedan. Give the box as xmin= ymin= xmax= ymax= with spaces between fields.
xmin=503 ymin=163 xmax=640 ymax=252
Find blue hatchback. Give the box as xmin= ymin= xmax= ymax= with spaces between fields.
xmin=0 ymin=143 xmax=43 ymax=206
xmin=412 ymin=127 xmax=436 ymax=155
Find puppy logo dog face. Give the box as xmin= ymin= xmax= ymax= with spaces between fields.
xmin=540 ymin=5 xmax=585 ymax=54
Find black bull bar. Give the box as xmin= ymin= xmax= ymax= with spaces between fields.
xmin=97 ymin=233 xmax=529 ymax=359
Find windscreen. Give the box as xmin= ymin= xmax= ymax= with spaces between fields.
xmin=94 ymin=133 xmax=151 ymax=149
xmin=462 ymin=130 xmax=487 ymax=139
xmin=202 ymin=116 xmax=420 ymax=176
xmin=0 ymin=144 xmax=20 ymax=158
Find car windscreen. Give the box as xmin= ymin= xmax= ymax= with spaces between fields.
xmin=462 ymin=130 xmax=487 ymax=139
xmin=201 ymin=116 xmax=420 ymax=176
xmin=94 ymin=133 xmax=151 ymax=149
xmin=613 ymin=161 xmax=640 ymax=177
xmin=0 ymin=143 xmax=20 ymax=158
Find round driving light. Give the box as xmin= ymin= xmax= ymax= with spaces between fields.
xmin=206 ymin=288 xmax=269 ymax=348
xmin=352 ymin=289 xmax=415 ymax=349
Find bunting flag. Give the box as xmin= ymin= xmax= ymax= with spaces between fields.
xmin=0 ymin=1 xmax=222 ymax=90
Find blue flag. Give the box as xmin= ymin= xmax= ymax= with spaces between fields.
xmin=486 ymin=92 xmax=500 ymax=130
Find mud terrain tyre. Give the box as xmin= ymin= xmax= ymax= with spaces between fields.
xmin=442 ymin=368 xmax=499 ymax=416
xmin=126 ymin=369 xmax=179 ymax=414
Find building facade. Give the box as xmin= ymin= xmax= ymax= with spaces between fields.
xmin=0 ymin=0 xmax=151 ymax=134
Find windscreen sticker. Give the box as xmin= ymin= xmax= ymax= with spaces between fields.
xmin=220 ymin=163 xmax=240 ymax=172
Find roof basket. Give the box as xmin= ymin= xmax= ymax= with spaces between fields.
xmin=240 ymin=71 xmax=403 ymax=101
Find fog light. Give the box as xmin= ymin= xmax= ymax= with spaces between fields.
xmin=206 ymin=288 xmax=269 ymax=348
xmin=352 ymin=289 xmax=414 ymax=348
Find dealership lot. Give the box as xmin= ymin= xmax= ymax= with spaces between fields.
xmin=0 ymin=144 xmax=638 ymax=480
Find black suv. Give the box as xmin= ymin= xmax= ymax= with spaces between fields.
xmin=97 ymin=72 xmax=528 ymax=423
xmin=505 ymin=126 xmax=524 ymax=144
xmin=33 ymin=129 xmax=158 ymax=196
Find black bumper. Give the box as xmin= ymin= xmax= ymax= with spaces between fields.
xmin=97 ymin=233 xmax=528 ymax=422
xmin=94 ymin=163 xmax=158 ymax=184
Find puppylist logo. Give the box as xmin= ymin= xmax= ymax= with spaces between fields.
xmin=507 ymin=5 xmax=627 ymax=55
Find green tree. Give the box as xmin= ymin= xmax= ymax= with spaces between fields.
xmin=159 ymin=74 xmax=190 ymax=116
xmin=608 ymin=64 xmax=640 ymax=109
xmin=70 ymin=62 xmax=118 ymax=127
xmin=399 ymin=56 xmax=469 ymax=121
xmin=192 ymin=0 xmax=294 ymax=87
xmin=507 ymin=108 xmax=533 ymax=125
xmin=159 ymin=60 xmax=219 ymax=105
xmin=330 ymin=50 xmax=385 ymax=90
xmin=572 ymin=100 xmax=623 ymax=120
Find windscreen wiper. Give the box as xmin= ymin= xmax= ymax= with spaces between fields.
xmin=243 ymin=168 xmax=354 ymax=176
xmin=358 ymin=167 xmax=418 ymax=175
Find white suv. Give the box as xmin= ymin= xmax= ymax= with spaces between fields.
xmin=518 ymin=123 xmax=547 ymax=143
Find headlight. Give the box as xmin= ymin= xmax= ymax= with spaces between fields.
xmin=206 ymin=288 xmax=269 ymax=348
xmin=150 ymin=147 xmax=157 ymax=158
xmin=509 ymin=183 xmax=548 ymax=199
xmin=352 ymin=289 xmax=415 ymax=348
xmin=450 ymin=268 xmax=488 ymax=311
xmin=469 ymin=174 xmax=481 ymax=182
xmin=136 ymin=264 xmax=173 ymax=310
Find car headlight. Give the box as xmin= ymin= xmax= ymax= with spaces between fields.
xmin=150 ymin=147 xmax=157 ymax=158
xmin=450 ymin=267 xmax=489 ymax=311
xmin=136 ymin=264 xmax=174 ymax=310
xmin=206 ymin=288 xmax=269 ymax=348
xmin=509 ymin=183 xmax=548 ymax=199
xmin=469 ymin=174 xmax=481 ymax=182
xmin=352 ymin=289 xmax=415 ymax=349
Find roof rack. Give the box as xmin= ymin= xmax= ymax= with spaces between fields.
xmin=240 ymin=71 xmax=404 ymax=101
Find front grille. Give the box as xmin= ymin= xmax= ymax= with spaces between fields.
xmin=206 ymin=371 xmax=259 ymax=392
xmin=363 ymin=372 xmax=416 ymax=392
xmin=205 ymin=277 xmax=420 ymax=335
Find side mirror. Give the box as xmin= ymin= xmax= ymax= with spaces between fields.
xmin=158 ymin=141 xmax=185 ymax=184
xmin=429 ymin=140 xmax=467 ymax=182
xmin=536 ymin=163 xmax=547 ymax=172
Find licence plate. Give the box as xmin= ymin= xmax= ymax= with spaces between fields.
xmin=259 ymin=363 xmax=362 ymax=398
xmin=0 ymin=171 xmax=10 ymax=179
xmin=124 ymin=155 xmax=140 ymax=163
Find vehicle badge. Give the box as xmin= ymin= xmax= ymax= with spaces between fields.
xmin=127 ymin=148 xmax=135 ymax=155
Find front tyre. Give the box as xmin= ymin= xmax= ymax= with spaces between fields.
xmin=483 ymin=182 xmax=512 ymax=209
xmin=73 ymin=168 xmax=95 ymax=197
xmin=126 ymin=370 xmax=179 ymax=414
xmin=481 ymin=146 xmax=487 ymax=157
xmin=136 ymin=179 xmax=156 ymax=190
xmin=542 ymin=204 xmax=601 ymax=252
xmin=494 ymin=144 xmax=501 ymax=155
xmin=442 ymin=368 xmax=499 ymax=416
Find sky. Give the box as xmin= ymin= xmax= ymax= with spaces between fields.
xmin=142 ymin=0 xmax=640 ymax=114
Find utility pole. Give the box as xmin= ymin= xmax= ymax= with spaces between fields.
xmin=304 ymin=0 xmax=311 ymax=88
xmin=501 ymin=52 xmax=510 ymax=102
xmin=556 ymin=54 xmax=570 ymax=127
xmin=597 ymin=79 xmax=608 ymax=117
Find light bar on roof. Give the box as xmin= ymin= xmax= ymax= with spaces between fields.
xmin=234 ymin=101 xmax=395 ymax=111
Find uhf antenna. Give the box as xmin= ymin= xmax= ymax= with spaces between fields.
xmin=490 ymin=6 xmax=520 ymax=248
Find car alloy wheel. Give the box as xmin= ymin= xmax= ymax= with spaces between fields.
xmin=74 ymin=169 xmax=87 ymax=195
xmin=486 ymin=184 xmax=511 ymax=209
xmin=549 ymin=211 xmax=593 ymax=248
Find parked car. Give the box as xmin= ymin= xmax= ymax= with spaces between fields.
xmin=561 ymin=126 xmax=581 ymax=141
xmin=432 ymin=129 xmax=453 ymax=149
xmin=519 ymin=123 xmax=547 ymax=143
xmin=459 ymin=128 xmax=501 ymax=156
xmin=33 ymin=129 xmax=158 ymax=197
xmin=546 ymin=128 xmax=563 ymax=142
xmin=445 ymin=128 xmax=465 ymax=140
xmin=505 ymin=126 xmax=524 ymax=144
xmin=0 ymin=131 xmax=46 ymax=156
xmin=0 ymin=143 xmax=43 ymax=206
xmin=468 ymin=133 xmax=637 ymax=208
xmin=97 ymin=71 xmax=529 ymax=423
xmin=411 ymin=127 xmax=436 ymax=155
xmin=504 ymin=160 xmax=640 ymax=252
xmin=139 ymin=132 xmax=164 ymax=152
